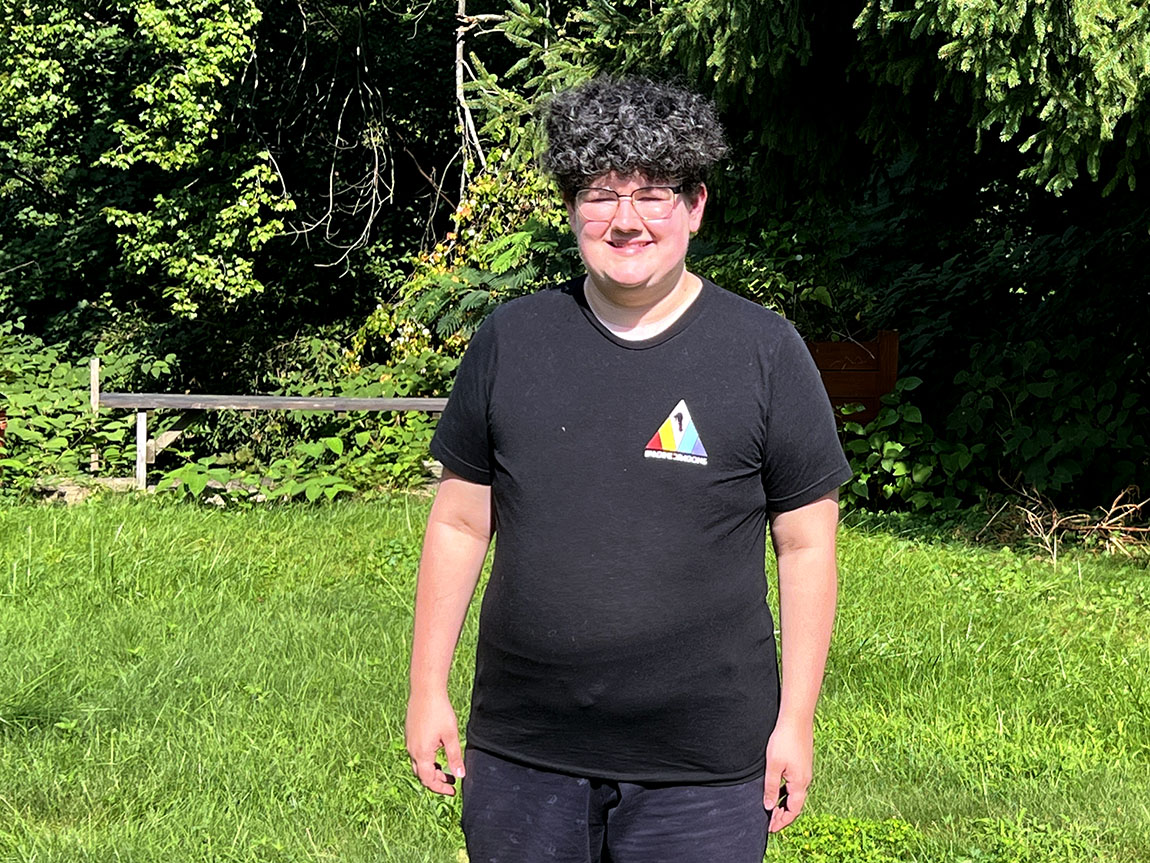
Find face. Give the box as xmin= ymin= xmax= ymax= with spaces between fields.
xmin=566 ymin=173 xmax=707 ymax=301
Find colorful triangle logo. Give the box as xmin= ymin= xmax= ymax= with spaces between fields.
xmin=644 ymin=399 xmax=708 ymax=459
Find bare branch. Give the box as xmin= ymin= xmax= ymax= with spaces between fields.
xmin=456 ymin=0 xmax=488 ymax=200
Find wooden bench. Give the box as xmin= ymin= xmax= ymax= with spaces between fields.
xmin=805 ymin=330 xmax=899 ymax=425
xmin=91 ymin=362 xmax=446 ymax=490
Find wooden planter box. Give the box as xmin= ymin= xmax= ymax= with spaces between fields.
xmin=805 ymin=330 xmax=898 ymax=425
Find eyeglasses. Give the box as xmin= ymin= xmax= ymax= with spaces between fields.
xmin=573 ymin=184 xmax=685 ymax=222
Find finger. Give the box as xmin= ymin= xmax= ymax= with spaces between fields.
xmin=785 ymin=784 xmax=807 ymax=819
xmin=413 ymin=754 xmax=457 ymax=796
xmin=434 ymin=761 xmax=456 ymax=786
xmin=762 ymin=764 xmax=782 ymax=810
xmin=769 ymin=785 xmax=807 ymax=833
xmin=444 ymin=733 xmax=466 ymax=781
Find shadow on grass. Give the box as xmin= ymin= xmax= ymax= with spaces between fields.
xmin=841 ymin=502 xmax=1150 ymax=565
xmin=840 ymin=505 xmax=996 ymax=546
xmin=0 ymin=702 xmax=72 ymax=736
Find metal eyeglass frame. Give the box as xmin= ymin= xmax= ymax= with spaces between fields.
xmin=573 ymin=184 xmax=686 ymax=222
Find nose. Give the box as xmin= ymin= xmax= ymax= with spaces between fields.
xmin=610 ymin=195 xmax=643 ymax=231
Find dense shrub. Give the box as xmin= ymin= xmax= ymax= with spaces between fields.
xmin=0 ymin=320 xmax=456 ymax=503
xmin=0 ymin=320 xmax=176 ymax=500
xmin=840 ymin=378 xmax=983 ymax=511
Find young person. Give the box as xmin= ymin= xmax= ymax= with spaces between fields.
xmin=406 ymin=76 xmax=851 ymax=863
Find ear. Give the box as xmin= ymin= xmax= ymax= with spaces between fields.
xmin=565 ymin=198 xmax=578 ymax=231
xmin=687 ymin=184 xmax=708 ymax=232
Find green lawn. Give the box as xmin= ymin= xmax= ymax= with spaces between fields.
xmin=1 ymin=497 xmax=1146 ymax=862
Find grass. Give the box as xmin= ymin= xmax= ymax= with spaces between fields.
xmin=0 ymin=495 xmax=1147 ymax=862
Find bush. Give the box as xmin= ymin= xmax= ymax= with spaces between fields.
xmin=840 ymin=377 xmax=982 ymax=511
xmin=156 ymin=331 xmax=459 ymax=503
xmin=949 ymin=340 xmax=1147 ymax=496
xmin=0 ymin=320 xmax=176 ymax=500
xmin=842 ymin=207 xmax=1150 ymax=509
xmin=0 ymin=320 xmax=457 ymax=503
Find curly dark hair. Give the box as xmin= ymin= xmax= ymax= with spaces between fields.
xmin=541 ymin=76 xmax=728 ymax=201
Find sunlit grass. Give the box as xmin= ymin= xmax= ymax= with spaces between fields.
xmin=1 ymin=497 xmax=1146 ymax=862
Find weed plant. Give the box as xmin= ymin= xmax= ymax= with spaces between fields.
xmin=1 ymin=497 xmax=1146 ymax=862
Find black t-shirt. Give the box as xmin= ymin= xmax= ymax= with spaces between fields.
xmin=430 ymin=277 xmax=852 ymax=784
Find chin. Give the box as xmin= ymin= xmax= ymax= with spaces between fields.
xmin=602 ymin=270 xmax=660 ymax=288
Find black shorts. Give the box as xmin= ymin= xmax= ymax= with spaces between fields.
xmin=461 ymin=747 xmax=770 ymax=863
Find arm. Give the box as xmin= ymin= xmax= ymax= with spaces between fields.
xmin=763 ymin=490 xmax=840 ymax=831
xmin=405 ymin=467 xmax=493 ymax=796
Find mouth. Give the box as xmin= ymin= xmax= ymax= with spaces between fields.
xmin=607 ymin=240 xmax=652 ymax=253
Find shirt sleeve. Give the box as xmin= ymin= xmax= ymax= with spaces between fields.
xmin=429 ymin=318 xmax=498 ymax=485
xmin=761 ymin=323 xmax=854 ymax=512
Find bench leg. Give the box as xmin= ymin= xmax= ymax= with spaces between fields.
xmin=136 ymin=410 xmax=147 ymax=491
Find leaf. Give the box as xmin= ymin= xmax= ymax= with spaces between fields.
xmin=188 ymin=473 xmax=208 ymax=498
xmin=874 ymin=408 xmax=899 ymax=429
xmin=322 ymin=436 xmax=344 ymax=456
xmin=298 ymin=441 xmax=325 ymax=460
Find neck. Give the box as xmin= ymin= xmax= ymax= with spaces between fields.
xmin=583 ymin=270 xmax=702 ymax=338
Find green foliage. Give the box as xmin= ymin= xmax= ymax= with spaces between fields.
xmin=154 ymin=332 xmax=459 ymax=503
xmin=1 ymin=0 xmax=463 ymax=384
xmin=203 ymin=332 xmax=456 ymax=458
xmin=846 ymin=198 xmax=1150 ymax=505
xmin=950 ymin=340 xmax=1147 ymax=494
xmin=97 ymin=0 xmax=261 ymax=173
xmin=689 ymin=218 xmax=837 ymax=324
xmin=776 ymin=813 xmax=922 ymax=862
xmin=104 ymin=154 xmax=294 ymax=317
xmin=0 ymin=318 xmax=454 ymax=503
xmin=0 ymin=320 xmax=175 ymax=499
xmin=95 ymin=1 xmax=294 ymax=316
xmin=4 ymin=0 xmax=1148 ymax=514
xmin=655 ymin=0 xmax=812 ymax=93
xmin=376 ymin=165 xmax=580 ymax=345
xmin=159 ymin=412 xmax=439 ymax=506
xmin=841 ymin=377 xmax=983 ymax=510
xmin=0 ymin=5 xmax=79 ymax=189
xmin=856 ymin=0 xmax=1150 ymax=194
xmin=0 ymin=0 xmax=293 ymax=322
xmin=464 ymin=1 xmax=595 ymax=171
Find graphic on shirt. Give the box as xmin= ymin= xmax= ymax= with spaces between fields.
xmin=644 ymin=399 xmax=708 ymax=466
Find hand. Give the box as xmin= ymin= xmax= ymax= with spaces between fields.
xmin=763 ymin=719 xmax=814 ymax=832
xmin=405 ymin=690 xmax=466 ymax=796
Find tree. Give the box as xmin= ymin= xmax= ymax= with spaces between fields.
xmin=1 ymin=1 xmax=464 ymax=385
xmin=0 ymin=1 xmax=288 ymax=324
